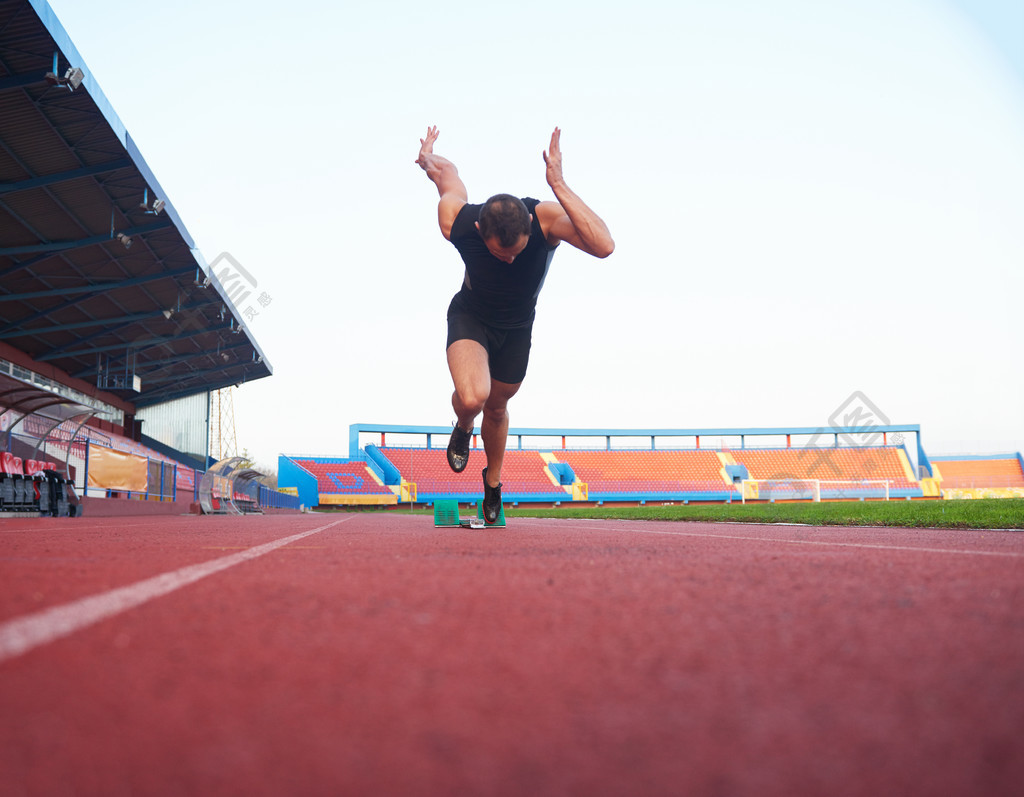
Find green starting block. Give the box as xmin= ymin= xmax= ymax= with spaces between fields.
xmin=433 ymin=499 xmax=506 ymax=528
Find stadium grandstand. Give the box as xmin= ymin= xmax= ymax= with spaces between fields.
xmin=0 ymin=0 xmax=297 ymax=516
xmin=279 ymin=422 xmax=1024 ymax=511
xmin=929 ymin=454 xmax=1024 ymax=500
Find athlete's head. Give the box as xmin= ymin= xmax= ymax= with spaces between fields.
xmin=476 ymin=194 xmax=532 ymax=263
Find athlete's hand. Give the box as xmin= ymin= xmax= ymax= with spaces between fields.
xmin=543 ymin=127 xmax=565 ymax=189
xmin=416 ymin=126 xmax=440 ymax=171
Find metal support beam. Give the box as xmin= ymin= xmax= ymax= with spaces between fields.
xmin=36 ymin=320 xmax=232 ymax=362
xmin=0 ymin=157 xmax=133 ymax=195
xmin=141 ymin=360 xmax=255 ymax=388
xmin=0 ymin=73 xmax=45 ymax=92
xmin=72 ymin=339 xmax=250 ymax=380
xmin=135 ymin=376 xmax=254 ymax=409
xmin=0 ymin=251 xmax=62 ymax=282
xmin=0 ymin=266 xmax=195 ymax=303
xmin=0 ymin=298 xmax=210 ymax=340
xmin=0 ymin=309 xmax=164 ymax=339
xmin=0 ymin=218 xmax=172 ymax=256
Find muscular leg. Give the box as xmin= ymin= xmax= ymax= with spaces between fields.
xmin=481 ymin=379 xmax=521 ymax=488
xmin=446 ymin=339 xmax=521 ymax=486
xmin=446 ymin=339 xmax=490 ymax=431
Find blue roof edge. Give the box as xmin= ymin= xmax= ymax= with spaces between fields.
xmin=29 ymin=0 xmax=273 ymax=379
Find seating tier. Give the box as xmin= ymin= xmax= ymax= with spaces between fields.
xmin=552 ymin=449 xmax=731 ymax=495
xmin=934 ymin=458 xmax=1024 ymax=489
xmin=732 ymin=447 xmax=917 ymax=490
xmin=292 ymin=459 xmax=392 ymax=495
xmin=379 ymin=448 xmax=566 ymax=499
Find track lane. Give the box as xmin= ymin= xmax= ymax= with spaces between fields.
xmin=0 ymin=517 xmax=352 ymax=662
xmin=1 ymin=513 xmax=1021 ymax=796
xmin=512 ymin=516 xmax=1024 ymax=557
xmin=0 ymin=515 xmax=352 ymax=620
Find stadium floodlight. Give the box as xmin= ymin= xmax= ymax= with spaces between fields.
xmin=140 ymin=188 xmax=165 ymax=215
xmin=45 ymin=66 xmax=84 ymax=91
xmin=43 ymin=52 xmax=83 ymax=91
xmin=64 ymin=67 xmax=84 ymax=90
xmin=162 ymin=309 xmax=173 ymax=320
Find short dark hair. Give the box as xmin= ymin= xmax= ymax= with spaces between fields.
xmin=478 ymin=194 xmax=531 ymax=248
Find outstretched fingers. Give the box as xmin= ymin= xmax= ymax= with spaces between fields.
xmin=547 ymin=126 xmax=561 ymax=157
xmin=421 ymin=125 xmax=439 ymax=149
xmin=543 ymin=126 xmax=564 ymax=185
xmin=416 ymin=125 xmax=439 ymax=166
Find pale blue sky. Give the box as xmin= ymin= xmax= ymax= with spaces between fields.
xmin=44 ymin=0 xmax=1024 ymax=468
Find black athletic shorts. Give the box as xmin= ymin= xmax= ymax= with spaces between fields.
xmin=446 ymin=295 xmax=533 ymax=385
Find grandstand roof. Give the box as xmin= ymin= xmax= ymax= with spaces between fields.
xmin=0 ymin=0 xmax=272 ymax=409
xmin=0 ymin=367 xmax=94 ymax=428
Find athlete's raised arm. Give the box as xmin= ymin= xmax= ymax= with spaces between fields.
xmin=536 ymin=127 xmax=615 ymax=258
xmin=416 ymin=126 xmax=468 ymax=241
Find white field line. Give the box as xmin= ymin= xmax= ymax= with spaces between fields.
xmin=0 ymin=517 xmax=352 ymax=663
xmin=516 ymin=518 xmax=1024 ymax=559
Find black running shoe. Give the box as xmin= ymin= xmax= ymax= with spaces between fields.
xmin=447 ymin=424 xmax=471 ymax=473
xmin=482 ymin=467 xmax=502 ymax=524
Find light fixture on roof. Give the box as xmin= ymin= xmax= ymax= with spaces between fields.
xmin=44 ymin=53 xmax=84 ymax=91
xmin=162 ymin=309 xmax=173 ymax=320
xmin=63 ymin=67 xmax=84 ymax=90
xmin=44 ymin=67 xmax=83 ymax=90
xmin=140 ymin=188 xmax=165 ymax=215
xmin=116 ymin=232 xmax=132 ymax=250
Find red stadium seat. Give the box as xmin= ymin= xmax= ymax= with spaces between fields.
xmin=291 ymin=460 xmax=394 ymax=496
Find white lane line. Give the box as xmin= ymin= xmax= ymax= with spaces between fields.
xmin=518 ymin=518 xmax=1024 ymax=559
xmin=0 ymin=517 xmax=352 ymax=664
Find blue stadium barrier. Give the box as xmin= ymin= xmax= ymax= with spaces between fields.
xmin=364 ymin=445 xmax=402 ymax=485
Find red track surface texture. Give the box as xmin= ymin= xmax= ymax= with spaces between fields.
xmin=1 ymin=513 xmax=1022 ymax=796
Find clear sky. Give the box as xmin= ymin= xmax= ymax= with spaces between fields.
xmin=44 ymin=0 xmax=1024 ymax=471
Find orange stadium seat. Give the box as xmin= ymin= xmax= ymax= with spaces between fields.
xmin=319 ymin=439 xmax=931 ymax=505
xmin=552 ymin=449 xmax=734 ymax=497
xmin=933 ymin=458 xmax=1024 ymax=489
xmin=732 ymin=447 xmax=919 ymax=493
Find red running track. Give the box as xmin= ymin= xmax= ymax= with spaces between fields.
xmin=1 ymin=513 xmax=1022 ymax=796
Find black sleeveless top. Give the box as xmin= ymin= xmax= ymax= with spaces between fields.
xmin=449 ymin=197 xmax=557 ymax=329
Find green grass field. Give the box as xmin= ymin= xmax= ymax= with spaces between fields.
xmin=502 ymin=499 xmax=1024 ymax=530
